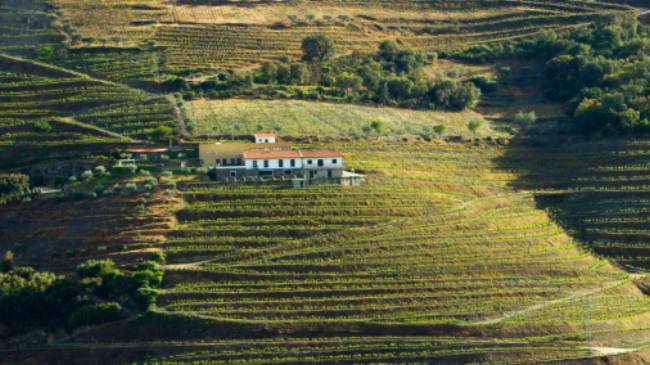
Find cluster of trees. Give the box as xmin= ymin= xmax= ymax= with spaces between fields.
xmin=0 ymin=174 xmax=29 ymax=205
xmin=0 ymin=254 xmax=163 ymax=334
xmin=452 ymin=14 xmax=650 ymax=134
xmin=253 ymin=36 xmax=480 ymax=111
xmin=164 ymin=35 xmax=480 ymax=111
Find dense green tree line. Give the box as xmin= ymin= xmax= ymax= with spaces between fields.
xmin=0 ymin=254 xmax=163 ymax=334
xmin=164 ymin=35 xmax=480 ymax=112
xmin=451 ymin=14 xmax=650 ymax=134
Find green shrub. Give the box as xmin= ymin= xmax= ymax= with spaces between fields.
xmin=33 ymin=121 xmax=52 ymax=133
xmin=81 ymin=170 xmax=94 ymax=181
xmin=77 ymin=259 xmax=117 ymax=278
xmin=94 ymin=166 xmax=106 ymax=176
xmin=133 ymin=287 xmax=158 ymax=311
xmin=150 ymin=252 xmax=166 ymax=264
xmin=66 ymin=302 xmax=124 ymax=329
xmin=0 ymin=174 xmax=29 ymax=205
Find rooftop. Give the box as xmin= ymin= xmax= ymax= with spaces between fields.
xmin=243 ymin=150 xmax=301 ymax=159
xmin=253 ymin=133 xmax=276 ymax=138
xmin=243 ymin=148 xmax=342 ymax=160
xmin=126 ymin=146 xmax=169 ymax=153
xmin=200 ymin=142 xmax=291 ymax=154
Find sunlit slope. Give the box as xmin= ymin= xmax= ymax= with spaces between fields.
xmin=185 ymin=99 xmax=499 ymax=138
xmin=56 ymin=0 xmax=632 ymax=71
xmin=141 ymin=142 xmax=650 ymax=364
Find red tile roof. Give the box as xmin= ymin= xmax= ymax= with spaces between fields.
xmin=253 ymin=133 xmax=276 ymax=138
xmin=243 ymin=150 xmax=301 ymax=159
xmin=126 ymin=146 xmax=168 ymax=153
xmin=243 ymin=149 xmax=341 ymax=159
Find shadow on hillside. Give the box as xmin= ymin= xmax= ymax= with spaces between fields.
xmin=495 ymin=135 xmax=650 ymax=272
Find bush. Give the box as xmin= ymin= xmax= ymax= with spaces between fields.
xmin=33 ymin=121 xmax=52 ymax=133
xmin=67 ymin=302 xmax=124 ymax=329
xmin=133 ymin=287 xmax=158 ymax=311
xmin=150 ymin=252 xmax=166 ymax=264
xmin=77 ymin=259 xmax=117 ymax=278
xmin=94 ymin=165 xmax=106 ymax=176
xmin=0 ymin=174 xmax=29 ymax=205
xmin=514 ymin=111 xmax=538 ymax=126
xmin=124 ymin=183 xmax=137 ymax=193
xmin=468 ymin=119 xmax=484 ymax=136
xmin=81 ymin=170 xmax=94 ymax=181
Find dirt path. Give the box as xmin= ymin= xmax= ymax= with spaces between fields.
xmin=162 ymin=259 xmax=214 ymax=270
xmin=166 ymin=95 xmax=191 ymax=139
xmin=590 ymin=347 xmax=635 ymax=356
xmin=477 ymin=280 xmax=625 ymax=325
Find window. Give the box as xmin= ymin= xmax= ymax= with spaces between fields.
xmin=237 ymin=158 xmax=242 ymax=166
xmin=263 ymin=160 xmax=269 ymax=168
xmin=259 ymin=170 xmax=273 ymax=177
xmin=307 ymin=159 xmax=313 ymax=165
xmin=253 ymin=160 xmax=258 ymax=168
xmin=279 ymin=159 xmax=284 ymax=168
xmin=230 ymin=171 xmax=237 ymax=177
xmin=332 ymin=159 xmax=338 ymax=164
xmin=264 ymin=139 xmax=269 ymax=143
xmin=317 ymin=159 xmax=324 ymax=167
xmin=290 ymin=159 xmax=296 ymax=167
xmin=328 ymin=170 xmax=332 ymax=178
xmin=284 ymin=170 xmax=292 ymax=175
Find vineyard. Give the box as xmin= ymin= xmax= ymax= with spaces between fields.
xmin=53 ymin=48 xmax=160 ymax=87
xmin=55 ymin=0 xmax=635 ymax=72
xmin=107 ymin=141 xmax=650 ymax=364
xmin=0 ymin=0 xmax=64 ymax=57
xmin=3 ymin=0 xmax=650 ymax=364
xmin=185 ymin=99 xmax=500 ymax=138
xmin=0 ymin=54 xmax=176 ymax=142
xmin=505 ymin=139 xmax=650 ymax=272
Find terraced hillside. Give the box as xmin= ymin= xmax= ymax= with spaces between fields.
xmin=56 ymin=0 xmax=634 ymax=72
xmin=0 ymin=189 xmax=179 ymax=273
xmin=505 ymin=138 xmax=650 ymax=272
xmin=0 ymin=0 xmax=64 ymax=57
xmin=69 ymin=141 xmax=645 ymax=364
xmin=53 ymin=48 xmax=161 ymax=88
xmin=0 ymin=53 xmax=176 ymax=142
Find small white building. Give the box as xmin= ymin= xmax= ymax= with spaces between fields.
xmin=209 ymin=147 xmax=344 ymax=181
xmin=253 ymin=133 xmax=277 ymax=144
xmin=242 ymin=149 xmax=343 ymax=179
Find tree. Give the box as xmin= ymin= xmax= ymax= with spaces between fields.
xmin=370 ymin=120 xmax=384 ymax=138
xmin=301 ymin=34 xmax=335 ymax=63
xmin=260 ymin=61 xmax=279 ymax=83
xmin=1 ymin=251 xmax=13 ymax=273
xmin=35 ymin=45 xmax=55 ymax=62
xmin=335 ymin=72 xmax=362 ymax=95
xmin=289 ymin=62 xmax=310 ymax=84
xmin=432 ymin=124 xmax=447 ymax=139
xmin=467 ymin=118 xmax=484 ymax=138
xmin=378 ymin=40 xmax=399 ymax=63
